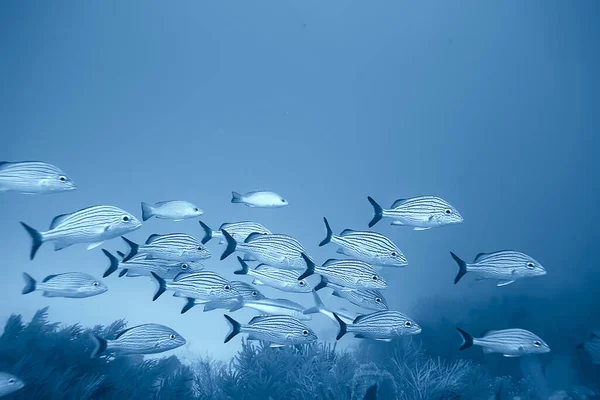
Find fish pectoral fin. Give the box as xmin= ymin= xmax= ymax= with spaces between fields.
xmin=497 ymin=280 xmax=515 ymax=287
xmin=269 ymin=343 xmax=286 ymax=348
xmin=252 ymin=279 xmax=264 ymax=285
xmin=375 ymin=338 xmax=393 ymax=342
xmin=413 ymin=227 xmax=431 ymax=231
xmin=173 ymin=219 xmax=184 ymax=222
xmin=87 ymin=242 xmax=105 ymax=251
xmin=503 ymin=354 xmax=519 ymax=358
xmin=336 ymin=248 xmax=346 ymax=255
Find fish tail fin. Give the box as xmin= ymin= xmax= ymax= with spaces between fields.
xmin=319 ymin=217 xmax=333 ymax=247
xmin=333 ymin=313 xmax=348 ymax=340
xmin=298 ymin=253 xmax=315 ymax=280
xmin=121 ymin=236 xmax=139 ymax=262
xmin=231 ymin=192 xmax=243 ymax=203
xmin=181 ymin=298 xmax=196 ymax=314
xmin=140 ymin=202 xmax=154 ymax=222
xmin=450 ymin=252 xmax=468 ymax=284
xmin=220 ymin=230 xmax=237 ymax=260
xmin=90 ymin=333 xmax=108 ymax=359
xmin=102 ymin=249 xmax=119 ymax=278
xmin=20 ymin=222 xmax=44 ymax=260
xmin=457 ymin=327 xmax=474 ymax=350
xmin=151 ymin=272 xmax=167 ymax=301
xmin=234 ymin=256 xmax=249 ymax=275
xmin=198 ymin=221 xmax=213 ymax=244
xmin=304 ymin=290 xmax=324 ymax=315
xmin=314 ymin=277 xmax=328 ymax=291
xmin=224 ymin=314 xmax=242 ymax=343
xmin=21 ymin=273 xmax=36 ymax=294
xmin=367 ymin=196 xmax=383 ymax=228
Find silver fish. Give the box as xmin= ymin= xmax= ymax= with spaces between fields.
xmin=304 ymin=290 xmax=361 ymax=325
xmin=221 ymin=231 xmax=311 ymax=270
xmin=319 ymin=281 xmax=389 ymax=311
xmin=320 ymin=218 xmax=407 ymax=267
xmin=229 ymin=297 xmax=311 ymax=320
xmin=367 ymin=196 xmax=463 ymax=230
xmin=20 ymin=205 xmax=141 ymax=260
xmin=122 ymin=233 xmax=210 ymax=263
xmin=151 ymin=271 xmax=240 ymax=302
xmin=457 ymin=328 xmax=550 ymax=356
xmin=577 ymin=333 xmax=600 ymax=364
xmin=299 ymin=254 xmax=387 ymax=290
xmin=199 ymin=220 xmax=271 ymax=244
xmin=182 ymin=281 xmax=266 ymax=314
xmin=22 ymin=272 xmax=107 ymax=298
xmin=334 ymin=311 xmax=421 ymax=341
xmin=451 ymin=251 xmax=546 ymax=286
xmin=102 ymin=249 xmax=204 ymax=279
xmin=0 ymin=161 xmax=76 ymax=194
xmin=0 ymin=372 xmax=24 ymax=397
xmin=234 ymin=257 xmax=313 ymax=293
xmin=90 ymin=323 xmax=185 ymax=358
xmin=231 ymin=191 xmax=289 ymax=208
xmin=141 ymin=200 xmax=203 ymax=222
xmin=224 ymin=315 xmax=317 ymax=346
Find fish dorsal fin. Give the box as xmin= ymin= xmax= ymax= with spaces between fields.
xmin=353 ymin=315 xmax=368 ymax=324
xmin=322 ymin=259 xmax=338 ymax=267
xmin=474 ymin=252 xmax=491 ymax=262
xmin=49 ymin=213 xmax=72 ymax=230
xmin=145 ymin=234 xmax=163 ymax=244
xmin=340 ymin=229 xmax=355 ymax=236
xmin=114 ymin=326 xmax=138 ymax=340
xmin=154 ymin=201 xmax=175 ymax=206
xmin=0 ymin=161 xmax=12 ymax=169
xmin=42 ymin=274 xmax=59 ymax=283
xmin=480 ymin=330 xmax=497 ymax=337
xmin=248 ymin=316 xmax=269 ymax=325
xmin=391 ymin=199 xmax=407 ymax=208
xmin=245 ymin=232 xmax=264 ymax=243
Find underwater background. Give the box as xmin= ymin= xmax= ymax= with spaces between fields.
xmin=1 ymin=1 xmax=599 ymax=399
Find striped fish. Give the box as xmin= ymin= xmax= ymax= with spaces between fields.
xmin=21 ymin=272 xmax=107 ymax=298
xmin=234 ymin=257 xmax=313 ymax=293
xmin=121 ymin=233 xmax=210 ymax=263
xmin=0 ymin=372 xmax=24 ymax=397
xmin=101 ymin=249 xmax=204 ymax=279
xmin=367 ymin=196 xmax=463 ymax=230
xmin=151 ymin=271 xmax=240 ymax=302
xmin=224 ymin=314 xmax=317 ymax=346
xmin=0 ymin=161 xmax=76 ymax=194
xmin=90 ymin=323 xmax=185 ymax=358
xmin=577 ymin=333 xmax=600 ymax=364
xmin=334 ymin=311 xmax=421 ymax=341
xmin=20 ymin=205 xmax=141 ymax=260
xmin=221 ymin=231 xmax=312 ymax=270
xmin=320 ymin=218 xmax=407 ymax=267
xmin=141 ymin=200 xmax=203 ymax=222
xmin=457 ymin=328 xmax=550 ymax=356
xmin=304 ymin=290 xmax=361 ymax=325
xmin=231 ymin=191 xmax=289 ymax=208
xmin=450 ymin=251 xmax=546 ymax=286
xmin=182 ymin=281 xmax=266 ymax=314
xmin=199 ymin=220 xmax=271 ymax=244
xmin=229 ymin=297 xmax=311 ymax=320
xmin=299 ymin=254 xmax=387 ymax=290
xmin=318 ymin=281 xmax=389 ymax=311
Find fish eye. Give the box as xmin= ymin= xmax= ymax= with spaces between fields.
xmin=252 ymin=291 xmax=258 ymax=296
xmin=527 ymin=262 xmax=534 ymax=269
xmin=122 ymin=215 xmax=130 ymax=222
xmin=298 ymin=280 xmax=305 ymax=286
xmin=181 ymin=264 xmax=188 ymax=269
xmin=281 ymin=199 xmax=286 ymax=202
xmin=169 ymin=334 xmax=176 ymax=340
xmin=375 ymin=297 xmax=381 ymax=303
xmin=405 ymin=321 xmax=412 ymax=327
xmin=372 ymin=275 xmax=378 ymax=280
xmin=194 ymin=208 xmax=199 ymax=212
xmin=59 ymin=175 xmax=67 ymax=182
xmin=8 ymin=378 xmax=15 ymax=384
xmin=302 ymin=330 xmax=309 ymax=335
xmin=224 ymin=284 xmax=231 ymax=290
xmin=533 ymin=341 xmax=541 ymax=347
xmin=391 ymin=251 xmax=398 ymax=256
xmin=445 ymin=209 xmax=452 ymax=214
xmin=93 ymin=282 xmax=99 ymax=287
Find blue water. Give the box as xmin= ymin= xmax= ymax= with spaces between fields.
xmin=1 ymin=1 xmax=599 ymax=399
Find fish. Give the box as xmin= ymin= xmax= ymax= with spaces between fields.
xmin=90 ymin=323 xmax=185 ymax=358
xmin=0 ymin=372 xmax=25 ymax=397
xmin=298 ymin=253 xmax=387 ymax=290
xmin=151 ymin=271 xmax=240 ymax=302
xmin=231 ymin=191 xmax=289 ymax=208
xmin=141 ymin=200 xmax=203 ymax=222
xmin=101 ymin=249 xmax=204 ymax=279
xmin=304 ymin=290 xmax=361 ymax=325
xmin=456 ymin=327 xmax=550 ymax=356
xmin=577 ymin=332 xmax=600 ymax=364
xmin=229 ymin=297 xmax=311 ymax=320
xmin=0 ymin=161 xmax=76 ymax=194
xmin=199 ymin=220 xmax=271 ymax=244
xmin=221 ymin=231 xmax=312 ymax=270
xmin=234 ymin=257 xmax=313 ymax=293
xmin=21 ymin=272 xmax=107 ymax=298
xmin=319 ymin=218 xmax=407 ymax=267
xmin=450 ymin=251 xmax=546 ymax=286
xmin=20 ymin=205 xmax=141 ymax=260
xmin=367 ymin=196 xmax=463 ymax=230
xmin=182 ymin=281 xmax=265 ymax=314
xmin=318 ymin=281 xmax=389 ymax=311
xmin=121 ymin=233 xmax=210 ymax=263
xmin=224 ymin=314 xmax=317 ymax=346
xmin=334 ymin=311 xmax=421 ymax=341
